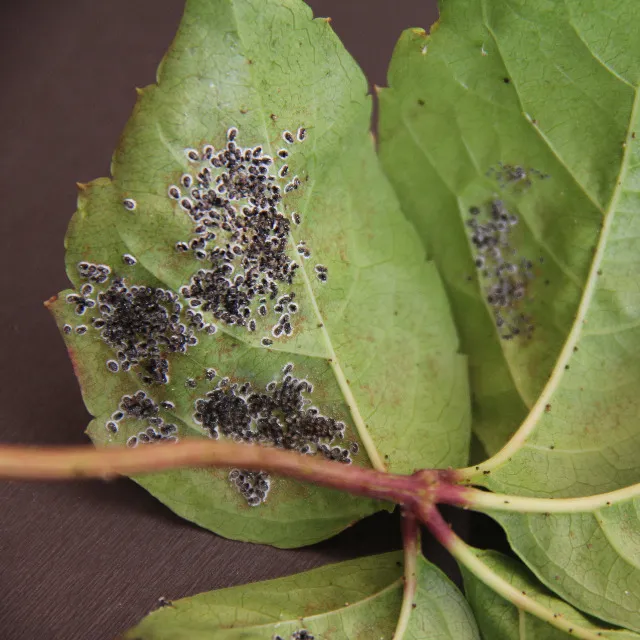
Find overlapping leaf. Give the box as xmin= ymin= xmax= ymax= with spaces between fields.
xmin=50 ymin=0 xmax=469 ymax=547
xmin=461 ymin=549 xmax=640 ymax=640
xmin=124 ymin=552 xmax=481 ymax=639
xmin=378 ymin=0 xmax=640 ymax=476
xmin=481 ymin=498 xmax=640 ymax=632
xmin=378 ymin=0 xmax=640 ymax=629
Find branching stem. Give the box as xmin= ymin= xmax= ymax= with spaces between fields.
xmin=392 ymin=510 xmax=420 ymax=640
xmin=2 ymin=438 xmax=637 ymax=638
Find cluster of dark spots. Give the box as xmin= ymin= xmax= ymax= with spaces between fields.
xmin=487 ymin=162 xmax=549 ymax=190
xmin=273 ymin=294 xmax=298 ymax=315
xmin=184 ymin=308 xmax=217 ymax=335
xmin=228 ymin=469 xmax=270 ymax=506
xmin=123 ymin=198 xmax=137 ymax=211
xmin=107 ymin=390 xmax=179 ymax=443
xmin=120 ymin=390 xmax=159 ymax=419
xmin=169 ymin=127 xmax=310 ymax=343
xmin=271 ymin=312 xmax=293 ymax=337
xmin=63 ymin=324 xmax=72 ymax=334
xmin=296 ymin=241 xmax=311 ymax=259
xmin=466 ymin=200 xmax=537 ymax=340
xmin=65 ymin=283 xmax=95 ymax=315
xmin=314 ymin=264 xmax=328 ymax=283
xmin=273 ymin=630 xmax=314 ymax=640
xmin=75 ymin=275 xmax=198 ymax=384
xmin=75 ymin=325 xmax=87 ymax=335
xmin=77 ymin=262 xmax=111 ymax=284
xmin=284 ymin=175 xmax=301 ymax=194
xmin=122 ymin=254 xmax=137 ymax=266
xmin=193 ymin=364 xmax=355 ymax=506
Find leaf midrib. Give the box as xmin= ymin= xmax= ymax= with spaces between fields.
xmin=228 ymin=0 xmax=386 ymax=472
xmin=472 ymin=15 xmax=640 ymax=478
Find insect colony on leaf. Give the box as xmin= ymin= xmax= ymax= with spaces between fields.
xmin=466 ymin=163 xmax=549 ymax=340
xmin=168 ymin=125 xmax=320 ymax=343
xmin=61 ymin=126 xmax=355 ymax=507
xmin=194 ymin=363 xmax=357 ymax=506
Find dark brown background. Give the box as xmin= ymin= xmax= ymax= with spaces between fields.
xmin=0 ymin=2 xmax=501 ymax=638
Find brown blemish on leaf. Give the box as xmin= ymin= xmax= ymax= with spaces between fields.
xmin=43 ymin=295 xmax=58 ymax=308
xmin=67 ymin=345 xmax=82 ymax=383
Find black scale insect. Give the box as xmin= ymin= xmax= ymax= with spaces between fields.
xmin=273 ymin=630 xmax=314 ymax=640
xmin=486 ymin=162 xmax=549 ymax=190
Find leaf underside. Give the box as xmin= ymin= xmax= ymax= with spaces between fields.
xmin=461 ymin=549 xmax=640 ymax=640
xmin=378 ymin=0 xmax=640 ymax=631
xmin=50 ymin=0 xmax=469 ymax=547
xmin=124 ymin=552 xmax=480 ymax=640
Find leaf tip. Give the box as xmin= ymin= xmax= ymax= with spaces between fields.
xmin=43 ymin=294 xmax=58 ymax=309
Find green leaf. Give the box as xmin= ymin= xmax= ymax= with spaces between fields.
xmin=124 ymin=552 xmax=481 ymax=639
xmin=378 ymin=0 xmax=640 ymax=630
xmin=378 ymin=0 xmax=640 ymax=475
xmin=481 ymin=498 xmax=640 ymax=633
xmin=461 ymin=549 xmax=640 ymax=640
xmin=50 ymin=0 xmax=469 ymax=547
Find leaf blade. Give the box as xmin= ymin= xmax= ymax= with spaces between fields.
xmin=461 ymin=549 xmax=640 ymax=640
xmin=52 ymin=0 xmax=469 ymax=546
xmin=378 ymin=0 xmax=640 ymax=481
xmin=483 ymin=499 xmax=640 ymax=632
xmin=123 ymin=552 xmax=481 ymax=639
xmin=378 ymin=0 xmax=640 ymax=628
